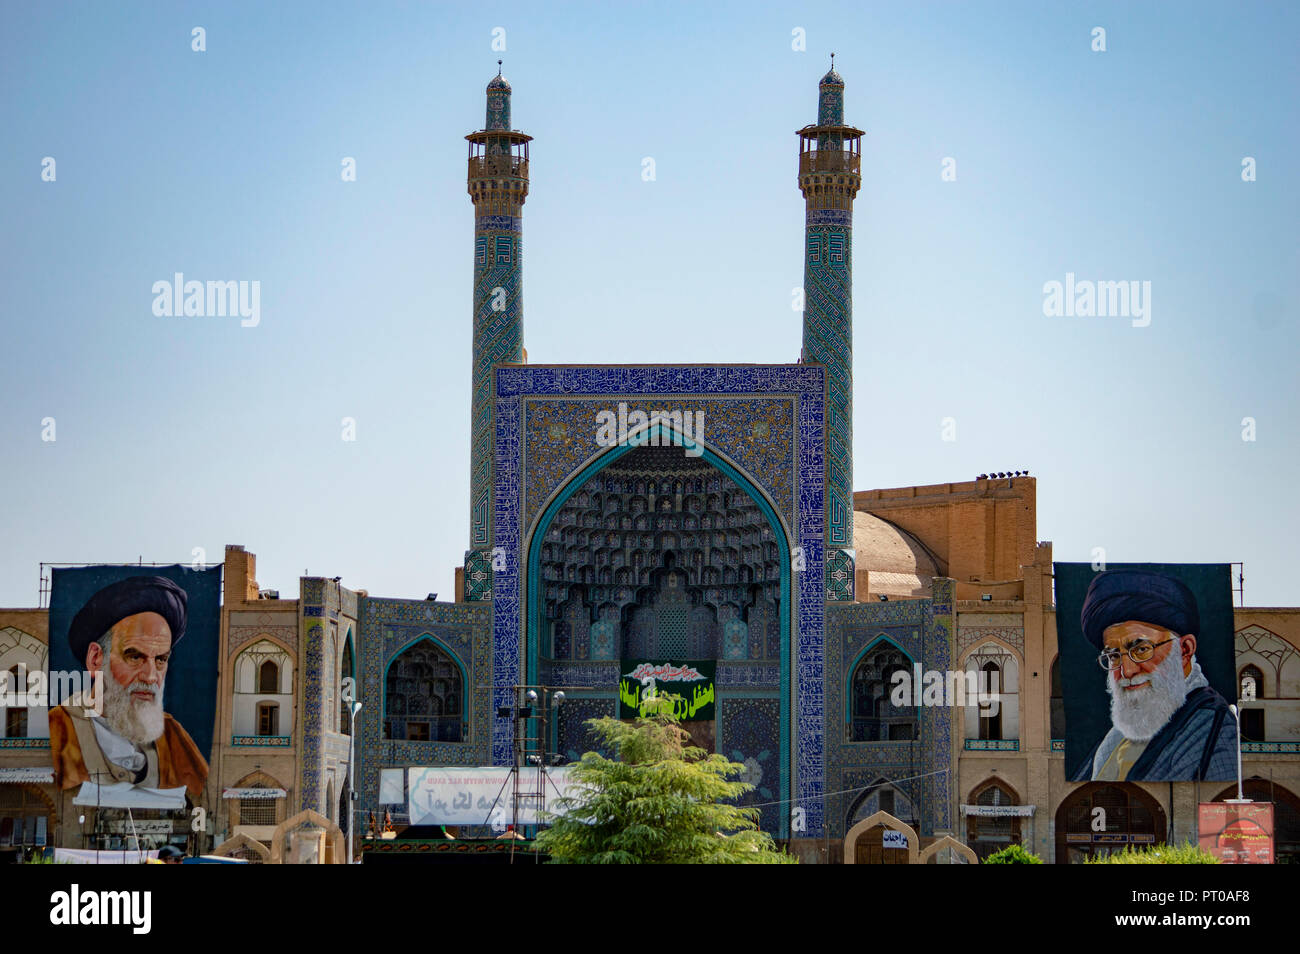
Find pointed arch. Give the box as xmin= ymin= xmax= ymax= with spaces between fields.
xmin=269 ymin=809 xmax=344 ymax=864
xmin=969 ymin=777 xmax=1021 ymax=804
xmin=1238 ymin=663 xmax=1265 ymax=701
xmin=258 ymin=659 xmax=280 ymax=694
xmin=847 ymin=634 xmax=916 ymax=677
xmin=232 ymin=639 xmax=294 ymax=737
xmin=229 ymin=770 xmax=288 ymax=829
xmin=382 ymin=634 xmax=469 ymax=696
xmin=232 ymin=769 xmax=286 ymax=790
xmin=0 ymin=627 xmax=47 ymax=672
xmin=958 ymin=634 xmax=1023 ymax=669
xmin=1055 ymin=783 xmax=1166 ymax=863
xmin=212 ymin=832 xmax=270 ymax=863
xmin=843 ymin=810 xmax=919 ymax=864
xmin=846 ymin=776 xmax=919 ymax=830
xmin=229 ymin=631 xmax=296 ymax=661
xmin=340 ymin=627 xmax=356 ymax=735
xmin=963 ymin=640 xmax=1020 ymax=743
xmin=526 ymin=419 xmax=793 ymax=667
xmin=919 ymin=834 xmax=978 ymax=865
xmin=233 ymin=637 xmax=294 ymax=691
xmin=1049 ymin=654 xmax=1066 ymax=741
xmin=845 ymin=636 xmax=919 ymax=741
xmin=382 ymin=634 xmax=467 ymax=742
xmin=527 ymin=421 xmax=794 ymax=548
xmin=524 ymin=419 xmax=793 ymax=836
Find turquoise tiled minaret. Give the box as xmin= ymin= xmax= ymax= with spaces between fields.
xmin=465 ymin=65 xmax=532 ymax=600
xmin=798 ymin=62 xmax=862 ymax=601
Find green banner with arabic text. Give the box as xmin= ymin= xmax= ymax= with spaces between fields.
xmin=618 ymin=660 xmax=716 ymax=720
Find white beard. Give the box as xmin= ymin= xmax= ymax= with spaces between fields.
xmin=1105 ymin=638 xmax=1188 ymax=742
xmin=101 ymin=674 xmax=166 ymax=744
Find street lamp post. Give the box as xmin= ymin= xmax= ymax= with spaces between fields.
xmin=347 ymin=700 xmax=363 ymax=863
xmin=1228 ymin=704 xmax=1246 ymax=803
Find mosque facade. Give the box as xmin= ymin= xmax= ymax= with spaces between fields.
xmin=2 ymin=69 xmax=1296 ymax=864
xmin=446 ymin=65 xmax=952 ymax=847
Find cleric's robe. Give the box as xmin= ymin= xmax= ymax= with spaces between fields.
xmin=1070 ymin=684 xmax=1237 ymax=782
xmin=49 ymin=697 xmax=207 ymax=799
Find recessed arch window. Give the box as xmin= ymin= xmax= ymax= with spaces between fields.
xmin=1238 ymin=664 xmax=1266 ymax=741
xmin=1050 ymin=656 xmax=1066 ymax=740
xmin=0 ymin=627 xmax=48 ymax=740
xmin=5 ymin=666 xmax=28 ymax=738
xmin=967 ymin=781 xmax=1023 ymax=861
xmin=964 ymin=643 xmax=1020 ymax=744
xmin=232 ymin=639 xmax=293 ymax=738
xmin=1237 ymin=665 xmax=1268 ymax=738
xmin=979 ymin=661 xmax=1002 ymax=741
xmin=234 ymin=640 xmax=293 ymax=696
xmin=1057 ymin=783 xmax=1165 ymax=863
xmin=384 ymin=639 xmax=464 ymax=742
xmin=339 ymin=634 xmax=355 ymax=736
xmin=850 ymin=643 xmax=916 ymax=742
xmin=258 ymin=660 xmax=279 ymax=694
xmin=1239 ymin=664 xmax=1264 ymax=701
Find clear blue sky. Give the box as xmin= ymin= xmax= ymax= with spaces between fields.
xmin=1 ymin=1 xmax=1296 ymax=606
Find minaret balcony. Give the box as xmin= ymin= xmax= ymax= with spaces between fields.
xmin=798 ymin=149 xmax=861 ymax=178
xmin=468 ymin=155 xmax=529 ymax=181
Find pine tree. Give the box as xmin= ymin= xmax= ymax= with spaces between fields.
xmin=534 ymin=697 xmax=796 ymax=864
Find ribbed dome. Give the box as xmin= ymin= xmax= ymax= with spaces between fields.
xmin=853 ymin=511 xmax=938 ymax=598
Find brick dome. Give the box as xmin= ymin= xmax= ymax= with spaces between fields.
xmin=852 ymin=511 xmax=939 ymax=598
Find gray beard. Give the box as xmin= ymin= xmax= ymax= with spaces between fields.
xmin=1106 ymin=639 xmax=1188 ymax=742
xmin=101 ymin=674 xmax=166 ymax=744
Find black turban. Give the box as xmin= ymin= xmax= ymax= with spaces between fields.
xmin=67 ymin=576 xmax=188 ymax=663
xmin=1079 ymin=569 xmax=1199 ymax=649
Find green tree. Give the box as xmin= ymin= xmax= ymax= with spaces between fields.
xmin=535 ymin=698 xmax=796 ymax=864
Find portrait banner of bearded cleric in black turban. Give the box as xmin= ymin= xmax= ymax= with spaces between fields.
xmin=46 ymin=566 xmax=222 ymax=799
xmin=1055 ymin=563 xmax=1238 ymax=783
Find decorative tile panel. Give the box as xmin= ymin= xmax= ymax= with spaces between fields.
xmin=825 ymin=548 xmax=855 ymax=602
xmin=824 ymin=579 xmax=956 ymax=839
xmin=719 ymin=697 xmax=782 ymax=833
xmin=494 ymin=364 xmax=829 ymax=837
xmin=353 ymin=598 xmax=492 ymax=819
xmin=521 ymin=397 xmax=795 ymax=532
xmin=300 ymin=621 xmax=323 ymax=812
xmin=464 ymin=549 xmax=493 ymax=602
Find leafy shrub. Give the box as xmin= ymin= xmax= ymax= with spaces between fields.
xmin=1085 ymin=842 xmax=1220 ymax=864
xmin=983 ymin=844 xmax=1043 ymax=864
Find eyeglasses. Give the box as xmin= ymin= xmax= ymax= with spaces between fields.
xmin=1097 ymin=636 xmax=1178 ymax=670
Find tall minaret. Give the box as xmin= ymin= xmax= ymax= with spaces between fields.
xmin=464 ymin=63 xmax=531 ymax=601
xmin=797 ymin=60 xmax=862 ymax=600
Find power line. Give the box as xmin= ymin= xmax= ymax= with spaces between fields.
xmin=746 ymin=766 xmax=951 ymax=810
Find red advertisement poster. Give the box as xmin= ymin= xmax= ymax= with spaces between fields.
xmin=1199 ymin=802 xmax=1274 ymax=864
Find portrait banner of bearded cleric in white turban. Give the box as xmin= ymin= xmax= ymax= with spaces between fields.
xmin=47 ymin=569 xmax=221 ymax=799
xmin=1056 ymin=564 xmax=1238 ymax=783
